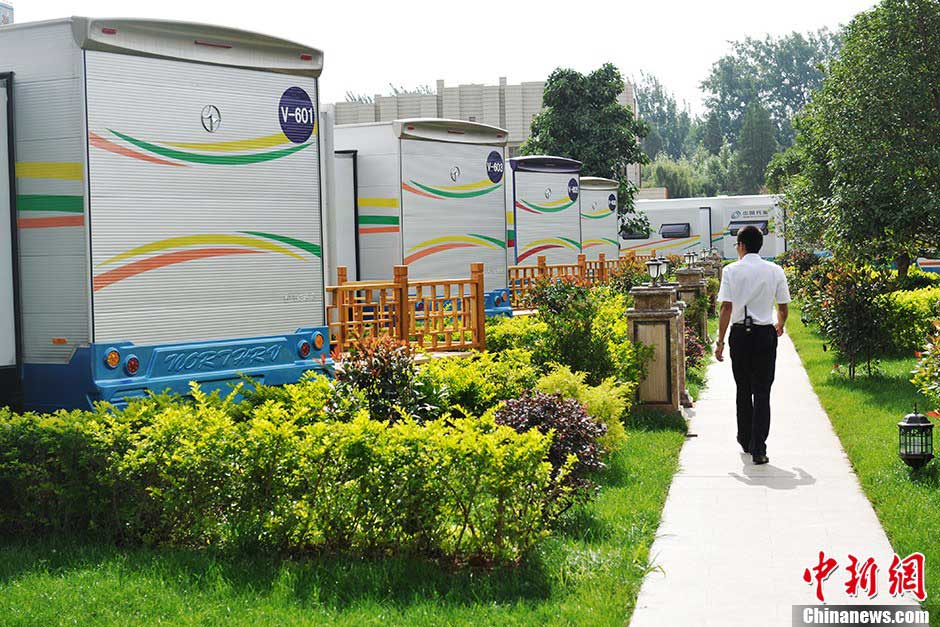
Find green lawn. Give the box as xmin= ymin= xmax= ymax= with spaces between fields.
xmin=0 ymin=412 xmax=686 ymax=626
xmin=787 ymin=304 xmax=940 ymax=607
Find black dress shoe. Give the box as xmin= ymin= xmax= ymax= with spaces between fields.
xmin=752 ymin=455 xmax=769 ymax=465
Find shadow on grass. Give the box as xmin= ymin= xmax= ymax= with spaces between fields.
xmin=625 ymin=408 xmax=688 ymax=433
xmin=0 ymin=536 xmax=555 ymax=609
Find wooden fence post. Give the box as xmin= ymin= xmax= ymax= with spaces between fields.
xmin=537 ymin=255 xmax=548 ymax=278
xmin=470 ymin=262 xmax=486 ymax=351
xmin=598 ymin=253 xmax=607 ymax=283
xmin=577 ymin=253 xmax=587 ymax=280
xmin=334 ymin=266 xmax=348 ymax=354
xmin=393 ymin=265 xmax=410 ymax=345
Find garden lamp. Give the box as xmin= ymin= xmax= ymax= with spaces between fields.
xmin=658 ymin=257 xmax=670 ymax=278
xmin=684 ymin=250 xmax=696 ymax=268
xmin=699 ymin=248 xmax=708 ymax=262
xmin=898 ymin=404 xmax=934 ymax=469
xmin=645 ymin=258 xmax=663 ymax=285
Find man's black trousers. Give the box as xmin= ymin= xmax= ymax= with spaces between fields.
xmin=729 ymin=324 xmax=778 ymax=457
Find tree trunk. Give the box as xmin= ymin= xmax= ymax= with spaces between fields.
xmin=896 ymin=253 xmax=911 ymax=279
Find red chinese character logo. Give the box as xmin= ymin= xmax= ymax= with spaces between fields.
xmin=804 ymin=551 xmax=839 ymax=602
xmin=888 ymin=552 xmax=926 ymax=601
xmin=845 ymin=555 xmax=879 ymax=598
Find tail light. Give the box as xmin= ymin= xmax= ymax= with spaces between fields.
xmin=298 ymin=340 xmax=312 ymax=359
xmin=105 ymin=348 xmax=121 ymax=369
xmin=313 ymin=332 xmax=325 ymax=351
xmin=125 ymin=355 xmax=140 ymax=375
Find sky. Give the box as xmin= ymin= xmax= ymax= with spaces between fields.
xmin=14 ymin=0 xmax=877 ymax=115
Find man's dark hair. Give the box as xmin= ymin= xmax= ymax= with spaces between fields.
xmin=737 ymin=225 xmax=763 ymax=254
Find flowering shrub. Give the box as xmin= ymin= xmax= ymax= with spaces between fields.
xmin=776 ymin=248 xmax=821 ymax=275
xmin=333 ymin=335 xmax=443 ymax=422
xmin=685 ymin=325 xmax=706 ymax=370
xmin=912 ymin=321 xmax=940 ymax=413
xmin=495 ymin=392 xmax=606 ymax=500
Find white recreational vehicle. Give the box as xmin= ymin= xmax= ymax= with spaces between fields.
xmin=579 ymin=177 xmax=619 ymax=260
xmin=622 ymin=195 xmax=786 ymax=260
xmin=0 ymin=17 xmax=332 ymax=410
xmin=332 ymin=119 xmax=511 ymax=312
xmin=506 ymin=156 xmax=583 ymax=265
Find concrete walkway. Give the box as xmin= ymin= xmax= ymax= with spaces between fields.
xmin=630 ymin=333 xmax=913 ymax=627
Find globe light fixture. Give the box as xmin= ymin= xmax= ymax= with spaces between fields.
xmin=898 ymin=404 xmax=934 ymax=469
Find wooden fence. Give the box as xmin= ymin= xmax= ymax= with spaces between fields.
xmin=506 ymin=251 xmax=657 ymax=309
xmin=327 ymin=263 xmax=486 ymax=355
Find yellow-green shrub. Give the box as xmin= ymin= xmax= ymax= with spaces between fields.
xmin=536 ymin=364 xmax=631 ymax=449
xmin=419 ymin=349 xmax=538 ymax=415
xmin=881 ymin=287 xmax=940 ymax=354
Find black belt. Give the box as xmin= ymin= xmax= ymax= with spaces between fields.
xmin=732 ymin=322 xmax=773 ymax=328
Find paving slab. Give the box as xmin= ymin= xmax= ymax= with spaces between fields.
xmin=630 ymin=334 xmax=917 ymax=626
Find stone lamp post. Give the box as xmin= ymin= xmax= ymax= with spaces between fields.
xmin=627 ymin=279 xmax=690 ymax=412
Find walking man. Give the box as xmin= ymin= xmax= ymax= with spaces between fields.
xmin=714 ymin=225 xmax=791 ymax=465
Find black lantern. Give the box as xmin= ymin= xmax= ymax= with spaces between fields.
xmin=646 ymin=258 xmax=663 ymax=285
xmin=699 ymin=248 xmax=708 ymax=263
xmin=898 ymin=404 xmax=934 ymax=469
xmin=657 ymin=256 xmax=670 ymax=279
xmin=684 ymin=250 xmax=696 ymax=267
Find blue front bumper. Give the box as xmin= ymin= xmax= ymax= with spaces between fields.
xmin=22 ymin=327 xmax=334 ymax=411
xmin=485 ymin=289 xmax=513 ymax=318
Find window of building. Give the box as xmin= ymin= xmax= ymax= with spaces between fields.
xmin=727 ymin=220 xmax=769 ymax=236
xmin=659 ymin=223 xmax=691 ymax=238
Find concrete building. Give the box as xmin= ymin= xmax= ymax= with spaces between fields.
xmin=333 ymin=77 xmax=641 ymax=185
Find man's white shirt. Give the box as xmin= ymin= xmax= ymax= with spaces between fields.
xmin=716 ymin=253 xmax=791 ymax=325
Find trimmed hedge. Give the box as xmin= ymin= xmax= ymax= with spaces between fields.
xmin=0 ymin=384 xmax=564 ymax=564
xmin=881 ymin=287 xmax=940 ymax=354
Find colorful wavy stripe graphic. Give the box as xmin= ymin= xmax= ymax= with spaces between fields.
xmin=358 ymin=215 xmax=400 ymax=235
xmin=15 ymin=162 xmax=86 ymax=229
xmin=91 ymin=129 xmax=314 ymax=167
xmin=402 ymin=179 xmax=501 ymax=199
xmin=516 ymin=198 xmax=576 ymax=214
xmin=583 ymin=238 xmax=620 ymax=249
xmin=403 ymin=234 xmax=505 ymax=264
xmin=517 ymin=237 xmax=581 ymax=262
xmin=94 ymin=232 xmax=321 ymax=291
xmin=581 ymin=208 xmax=613 ymax=219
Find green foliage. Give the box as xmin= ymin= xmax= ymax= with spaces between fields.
xmin=912 ymin=322 xmax=940 ymax=412
xmin=333 ymin=335 xmax=443 ymax=422
xmin=591 ymin=287 xmax=651 ymax=385
xmin=419 ymin=349 xmax=539 ymax=416
xmin=485 ymin=315 xmax=551 ymax=357
xmin=735 ymin=100 xmax=777 ymax=193
xmin=495 ymin=392 xmax=603 ymax=501
xmin=526 ymin=277 xmax=604 ymax=381
xmin=776 ymin=0 xmax=940 ymax=272
xmin=684 ymin=326 xmax=706 ymax=371
xmin=701 ymin=28 xmax=841 ymax=146
xmin=606 ymin=257 xmax=647 ymax=295
xmin=520 ymin=63 xmax=648 ymax=233
xmin=880 ymin=287 xmax=940 ymax=354
xmin=535 ymin=364 xmax=631 ymax=449
xmin=0 ymin=388 xmax=565 ymax=564
xmin=635 ymin=71 xmax=692 ymax=160
xmin=815 ymin=263 xmax=890 ymax=378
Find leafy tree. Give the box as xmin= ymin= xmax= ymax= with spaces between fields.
xmin=523 ymin=63 xmax=649 ymax=232
xmin=643 ymin=125 xmax=664 ymax=160
xmin=635 ymin=72 xmax=692 ymax=159
xmin=701 ymin=112 xmax=725 ymax=156
xmin=775 ymin=0 xmax=940 ymax=276
xmin=701 ymin=29 xmax=841 ymax=146
xmin=735 ymin=101 xmax=777 ymax=193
